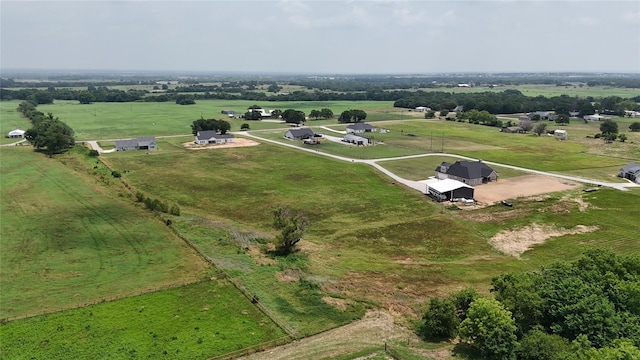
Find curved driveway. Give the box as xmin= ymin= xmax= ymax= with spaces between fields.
xmin=241 ymin=132 xmax=638 ymax=192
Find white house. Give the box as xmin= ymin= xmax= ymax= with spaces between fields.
xmin=248 ymin=108 xmax=273 ymax=117
xmin=554 ymin=129 xmax=568 ymax=140
xmin=584 ymin=114 xmax=605 ymax=121
xmin=7 ymin=129 xmax=25 ymax=138
xmin=195 ymin=130 xmax=235 ymax=145
xmin=342 ymin=134 xmax=370 ymax=145
xmin=415 ymin=106 xmax=431 ymax=112
xmin=457 ymin=84 xmax=470 ymax=88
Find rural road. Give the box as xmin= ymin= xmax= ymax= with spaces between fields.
xmin=0 ymin=139 xmax=27 ymax=147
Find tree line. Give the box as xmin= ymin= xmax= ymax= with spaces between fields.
xmin=17 ymin=101 xmax=75 ymax=157
xmin=419 ymin=249 xmax=640 ymax=359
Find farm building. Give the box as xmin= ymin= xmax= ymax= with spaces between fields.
xmin=6 ymin=129 xmax=25 ymax=138
xmin=346 ymin=123 xmax=377 ymax=134
xmin=619 ymin=163 xmax=640 ymax=184
xmin=195 ymin=131 xmax=235 ymax=145
xmin=435 ymin=160 xmax=498 ymax=186
xmin=342 ymin=134 xmax=370 ymax=145
xmin=284 ymin=127 xmax=315 ymax=140
xmin=115 ymin=136 xmax=157 ymax=151
xmin=502 ymin=126 xmax=525 ymax=134
xmin=528 ymin=111 xmax=555 ymax=121
xmin=425 ymin=179 xmax=474 ymax=202
xmin=248 ymin=108 xmax=273 ymax=117
xmin=554 ymin=129 xmax=568 ymax=140
xmin=415 ymin=106 xmax=431 ymax=112
xmin=584 ymin=114 xmax=605 ymax=121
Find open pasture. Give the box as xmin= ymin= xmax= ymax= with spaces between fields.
xmin=103 ymin=135 xmax=640 ymax=330
xmin=0 ymin=101 xmax=31 ymax=144
xmin=0 ymin=280 xmax=286 ymax=359
xmin=30 ymin=100 xmax=397 ymax=140
xmin=0 ymin=146 xmax=210 ymax=318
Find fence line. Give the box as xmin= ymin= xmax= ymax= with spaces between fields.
xmin=207 ymin=336 xmax=293 ymax=360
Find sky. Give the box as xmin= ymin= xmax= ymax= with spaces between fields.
xmin=1 ymin=0 xmax=639 ymax=74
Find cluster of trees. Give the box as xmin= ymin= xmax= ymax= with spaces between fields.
xmin=190 ymin=118 xmax=231 ymax=135
xmin=419 ymin=250 xmax=640 ymax=359
xmin=135 ymin=191 xmax=181 ymax=216
xmin=338 ymin=109 xmax=367 ymax=123
xmin=308 ymin=108 xmax=334 ymax=120
xmin=281 ymin=109 xmax=306 ymax=125
xmin=17 ymin=101 xmax=75 ymax=157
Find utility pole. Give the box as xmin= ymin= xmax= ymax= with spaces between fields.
xmin=441 ymin=132 xmax=444 ymax=153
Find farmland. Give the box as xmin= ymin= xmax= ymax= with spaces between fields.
xmin=2 ymin=93 xmax=640 ymax=359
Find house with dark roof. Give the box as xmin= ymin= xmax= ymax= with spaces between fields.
xmin=435 ymin=160 xmax=498 ymax=186
xmin=115 ymin=136 xmax=157 ymax=151
xmin=346 ymin=123 xmax=377 ymax=134
xmin=195 ymin=130 xmax=235 ymax=145
xmin=528 ymin=111 xmax=555 ymax=121
xmin=618 ymin=163 xmax=640 ymax=184
xmin=284 ymin=127 xmax=315 ymax=140
xmin=502 ymin=126 xmax=525 ymax=134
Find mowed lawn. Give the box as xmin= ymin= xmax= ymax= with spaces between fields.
xmin=0 ymin=147 xmax=210 ymax=318
xmin=0 ymin=280 xmax=286 ymax=360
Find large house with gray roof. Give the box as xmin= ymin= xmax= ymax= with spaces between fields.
xmin=346 ymin=122 xmax=377 ymax=134
xmin=115 ymin=136 xmax=157 ymax=151
xmin=435 ymin=160 xmax=498 ymax=186
xmin=619 ymin=163 xmax=640 ymax=184
xmin=284 ymin=127 xmax=315 ymax=140
xmin=195 ymin=130 xmax=235 ymax=145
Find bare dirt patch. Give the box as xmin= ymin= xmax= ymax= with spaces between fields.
xmin=182 ymin=137 xmax=260 ymax=150
xmin=474 ymin=174 xmax=579 ymax=204
xmin=489 ymin=223 xmax=599 ymax=257
xmin=237 ymin=311 xmax=417 ymax=360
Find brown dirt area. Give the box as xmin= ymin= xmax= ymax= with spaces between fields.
xmin=489 ymin=223 xmax=599 ymax=257
xmin=474 ymin=174 xmax=579 ymax=204
xmin=237 ymin=310 xmax=428 ymax=360
xmin=182 ymin=137 xmax=260 ymax=150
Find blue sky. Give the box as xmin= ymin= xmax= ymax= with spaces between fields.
xmin=1 ymin=0 xmax=639 ymax=74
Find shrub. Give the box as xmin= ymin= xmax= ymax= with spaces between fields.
xmin=111 ymin=170 xmax=121 ymax=178
xmin=88 ymin=149 xmax=99 ymax=157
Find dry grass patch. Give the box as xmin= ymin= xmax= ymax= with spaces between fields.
xmin=489 ymin=223 xmax=599 ymax=258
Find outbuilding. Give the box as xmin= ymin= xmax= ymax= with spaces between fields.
xmin=554 ymin=129 xmax=568 ymax=140
xmin=342 ymin=134 xmax=370 ymax=145
xmin=425 ymin=179 xmax=474 ymax=202
xmin=7 ymin=129 xmax=25 ymax=138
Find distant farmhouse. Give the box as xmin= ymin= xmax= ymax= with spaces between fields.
xmin=346 ymin=123 xmax=377 ymax=134
xmin=7 ymin=129 xmax=25 ymax=138
xmin=584 ymin=114 xmax=607 ymax=121
xmin=115 ymin=136 xmax=157 ymax=151
xmin=528 ymin=111 xmax=556 ymax=121
xmin=195 ymin=131 xmax=235 ymax=145
xmin=502 ymin=126 xmax=525 ymax=134
xmin=249 ymin=108 xmax=273 ymax=118
xmin=414 ymin=106 xmax=431 ymax=112
xmin=435 ymin=160 xmax=498 ymax=186
xmin=619 ymin=163 xmax=640 ymax=184
xmin=284 ymin=127 xmax=315 ymax=140
xmin=342 ymin=134 xmax=370 ymax=146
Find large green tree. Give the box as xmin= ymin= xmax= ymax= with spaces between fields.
xmin=191 ymin=118 xmax=231 ymax=135
xmin=281 ymin=109 xmax=306 ymax=124
xmin=600 ymin=119 xmax=619 ymax=135
xmin=24 ymin=114 xmax=75 ymax=157
xmin=272 ymin=207 xmax=308 ymax=255
xmin=420 ymin=297 xmax=458 ymax=340
xmin=459 ymin=298 xmax=519 ymax=360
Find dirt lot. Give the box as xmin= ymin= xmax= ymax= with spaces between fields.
xmin=182 ymin=137 xmax=260 ymax=150
xmin=474 ymin=174 xmax=579 ymax=204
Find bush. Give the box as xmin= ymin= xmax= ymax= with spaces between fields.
xmin=111 ymin=170 xmax=121 ymax=178
xmin=170 ymin=204 xmax=181 ymax=216
xmin=419 ymin=297 xmax=459 ymax=340
xmin=88 ymin=149 xmax=99 ymax=157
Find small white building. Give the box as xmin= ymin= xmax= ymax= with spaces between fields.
xmin=554 ymin=129 xmax=568 ymax=140
xmin=195 ymin=130 xmax=235 ymax=145
xmin=415 ymin=106 xmax=431 ymax=112
xmin=342 ymin=134 xmax=370 ymax=145
xmin=7 ymin=129 xmax=25 ymax=138
xmin=584 ymin=114 xmax=605 ymax=121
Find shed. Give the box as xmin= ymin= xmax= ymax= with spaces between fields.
xmin=426 ymin=179 xmax=474 ymax=202
xmin=554 ymin=129 xmax=568 ymax=140
xmin=7 ymin=129 xmax=25 ymax=138
xmin=342 ymin=134 xmax=369 ymax=145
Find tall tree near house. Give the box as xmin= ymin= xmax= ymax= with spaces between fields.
xmin=281 ymin=109 xmax=306 ymax=124
xmin=309 ymin=109 xmax=321 ymax=120
xmin=24 ymin=114 xmax=75 ymax=157
xmin=533 ymin=122 xmax=548 ymax=136
xmin=272 ymin=207 xmax=308 ymax=255
xmin=320 ymin=108 xmax=334 ymax=119
xmin=600 ymin=119 xmax=619 ymax=135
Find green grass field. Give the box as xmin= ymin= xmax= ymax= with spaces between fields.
xmin=0 ymin=280 xmax=286 ymax=359
xmin=0 ymin=101 xmax=31 ymax=145
xmin=0 ymin=146 xmax=211 ymax=318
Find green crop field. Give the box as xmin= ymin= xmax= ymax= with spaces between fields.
xmin=0 ymin=280 xmax=286 ymax=359
xmin=0 ymin=146 xmax=211 ymax=319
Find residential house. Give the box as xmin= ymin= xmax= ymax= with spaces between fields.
xmin=435 ymin=160 xmax=498 ymax=186
xmin=342 ymin=134 xmax=370 ymax=145
xmin=284 ymin=127 xmax=315 ymax=140
xmin=569 ymin=111 xmax=581 ymax=118
xmin=115 ymin=136 xmax=157 ymax=151
xmin=452 ymin=105 xmax=464 ymax=113
xmin=7 ymin=129 xmax=25 ymax=138
xmin=502 ymin=126 xmax=525 ymax=134
xmin=415 ymin=106 xmax=431 ymax=112
xmin=248 ymin=108 xmax=273 ymax=117
xmin=584 ymin=114 xmax=605 ymax=121
xmin=618 ymin=163 xmax=640 ymax=184
xmin=528 ymin=111 xmax=555 ymax=121
xmin=346 ymin=122 xmax=377 ymax=134
xmin=195 ymin=130 xmax=235 ymax=145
